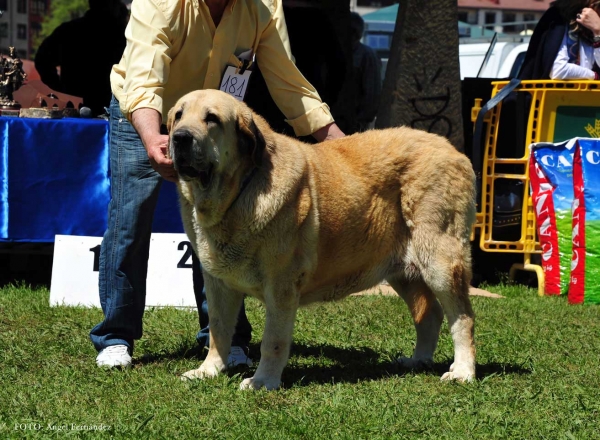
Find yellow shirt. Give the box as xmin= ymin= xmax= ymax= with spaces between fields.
xmin=110 ymin=0 xmax=334 ymax=136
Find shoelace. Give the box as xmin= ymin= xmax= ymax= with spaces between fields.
xmin=103 ymin=345 xmax=129 ymax=356
xmin=229 ymin=346 xmax=246 ymax=358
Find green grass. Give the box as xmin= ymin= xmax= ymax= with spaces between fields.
xmin=1 ymin=283 xmax=600 ymax=439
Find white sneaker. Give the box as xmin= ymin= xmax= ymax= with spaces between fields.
xmin=227 ymin=346 xmax=253 ymax=367
xmin=96 ymin=345 xmax=132 ymax=368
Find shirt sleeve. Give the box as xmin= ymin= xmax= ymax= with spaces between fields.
xmin=255 ymin=0 xmax=335 ymax=137
xmin=550 ymin=32 xmax=595 ymax=80
xmin=120 ymin=0 xmax=174 ymax=120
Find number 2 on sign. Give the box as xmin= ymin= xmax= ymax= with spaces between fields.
xmin=177 ymin=241 xmax=193 ymax=268
xmin=219 ymin=66 xmax=251 ymax=101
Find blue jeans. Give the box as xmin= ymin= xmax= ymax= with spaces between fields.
xmin=89 ymin=96 xmax=252 ymax=354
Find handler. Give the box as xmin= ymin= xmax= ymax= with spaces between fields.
xmin=89 ymin=0 xmax=345 ymax=368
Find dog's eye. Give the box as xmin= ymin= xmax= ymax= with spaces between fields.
xmin=205 ymin=113 xmax=220 ymax=126
xmin=175 ymin=110 xmax=183 ymax=120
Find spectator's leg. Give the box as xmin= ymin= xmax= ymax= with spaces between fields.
xmin=192 ymin=250 xmax=253 ymax=351
xmin=192 ymin=250 xmax=210 ymax=349
xmin=231 ymin=300 xmax=253 ymax=350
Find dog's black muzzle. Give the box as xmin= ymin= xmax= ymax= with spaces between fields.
xmin=171 ymin=128 xmax=213 ymax=188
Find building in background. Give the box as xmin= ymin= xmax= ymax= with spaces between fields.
xmin=0 ymin=0 xmax=28 ymax=59
xmin=457 ymin=0 xmax=549 ymax=34
xmin=28 ymin=0 xmax=48 ymax=58
xmin=352 ymin=0 xmax=549 ymax=35
xmin=0 ymin=0 xmax=50 ymax=59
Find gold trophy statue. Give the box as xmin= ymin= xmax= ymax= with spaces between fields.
xmin=0 ymin=47 xmax=27 ymax=112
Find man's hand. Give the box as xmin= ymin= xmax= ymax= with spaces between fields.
xmin=145 ymin=134 xmax=178 ymax=182
xmin=131 ymin=108 xmax=178 ymax=182
xmin=311 ymin=122 xmax=345 ymax=142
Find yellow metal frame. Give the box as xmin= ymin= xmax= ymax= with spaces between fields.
xmin=471 ymin=80 xmax=600 ymax=296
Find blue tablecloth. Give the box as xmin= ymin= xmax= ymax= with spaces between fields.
xmin=0 ymin=117 xmax=183 ymax=242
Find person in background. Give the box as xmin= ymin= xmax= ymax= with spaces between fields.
xmin=349 ymin=12 xmax=382 ymax=131
xmin=34 ymin=0 xmax=128 ymax=116
xmin=520 ymin=0 xmax=600 ymax=80
xmin=89 ymin=0 xmax=345 ymax=369
xmin=244 ymin=3 xmax=349 ymax=138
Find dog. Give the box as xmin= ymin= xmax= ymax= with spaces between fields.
xmin=167 ymin=89 xmax=476 ymax=390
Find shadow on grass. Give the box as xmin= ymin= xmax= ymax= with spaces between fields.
xmin=135 ymin=341 xmax=207 ymax=365
xmin=280 ymin=343 xmax=532 ymax=387
xmin=135 ymin=340 xmax=532 ymax=386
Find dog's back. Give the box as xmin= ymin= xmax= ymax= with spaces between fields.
xmin=291 ymin=127 xmax=476 ymax=305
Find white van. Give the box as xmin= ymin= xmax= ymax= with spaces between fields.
xmin=459 ymin=42 xmax=529 ymax=79
xmin=376 ymin=40 xmax=529 ymax=82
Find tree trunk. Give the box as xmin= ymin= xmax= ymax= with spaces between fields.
xmin=375 ymin=0 xmax=464 ymax=151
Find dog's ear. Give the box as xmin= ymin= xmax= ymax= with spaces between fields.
xmin=237 ymin=109 xmax=266 ymax=167
xmin=166 ymin=106 xmax=177 ymax=134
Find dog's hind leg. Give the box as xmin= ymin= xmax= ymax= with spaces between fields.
xmin=181 ymin=275 xmax=244 ymax=381
xmin=239 ymin=284 xmax=299 ymax=391
xmin=387 ymin=277 xmax=444 ymax=369
xmin=417 ymin=235 xmax=476 ymax=382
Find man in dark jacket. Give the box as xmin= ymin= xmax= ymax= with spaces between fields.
xmin=34 ymin=0 xmax=128 ymax=116
xmin=349 ymin=12 xmax=382 ymax=132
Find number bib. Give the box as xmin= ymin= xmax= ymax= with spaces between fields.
xmin=219 ymin=65 xmax=251 ymax=101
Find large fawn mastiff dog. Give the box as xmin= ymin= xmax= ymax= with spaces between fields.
xmin=167 ymin=90 xmax=476 ymax=390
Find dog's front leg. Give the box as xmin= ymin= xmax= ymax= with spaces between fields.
xmin=240 ymin=287 xmax=298 ymax=390
xmin=181 ymin=275 xmax=243 ymax=380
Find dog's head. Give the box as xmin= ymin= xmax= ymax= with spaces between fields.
xmin=167 ymin=90 xmax=266 ymax=225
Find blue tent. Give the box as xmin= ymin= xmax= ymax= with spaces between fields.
xmin=362 ymin=4 xmax=498 ymax=38
xmin=361 ymin=4 xmax=400 ymax=23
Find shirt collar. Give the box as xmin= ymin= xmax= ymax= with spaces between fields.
xmin=200 ymin=0 xmax=237 ymax=11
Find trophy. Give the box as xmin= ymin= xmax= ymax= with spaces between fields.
xmin=0 ymin=47 xmax=27 ymax=112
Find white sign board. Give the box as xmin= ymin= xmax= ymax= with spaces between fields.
xmin=50 ymin=234 xmax=196 ymax=308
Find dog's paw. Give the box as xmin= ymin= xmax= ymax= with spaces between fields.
xmin=396 ymin=356 xmax=434 ymax=370
xmin=440 ymin=363 xmax=475 ymax=382
xmin=180 ymin=362 xmax=224 ymax=381
xmin=239 ymin=376 xmax=281 ymax=391
xmin=180 ymin=369 xmax=204 ymax=381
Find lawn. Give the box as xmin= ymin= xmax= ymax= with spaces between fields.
xmin=1 ymin=282 xmax=599 ymax=439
